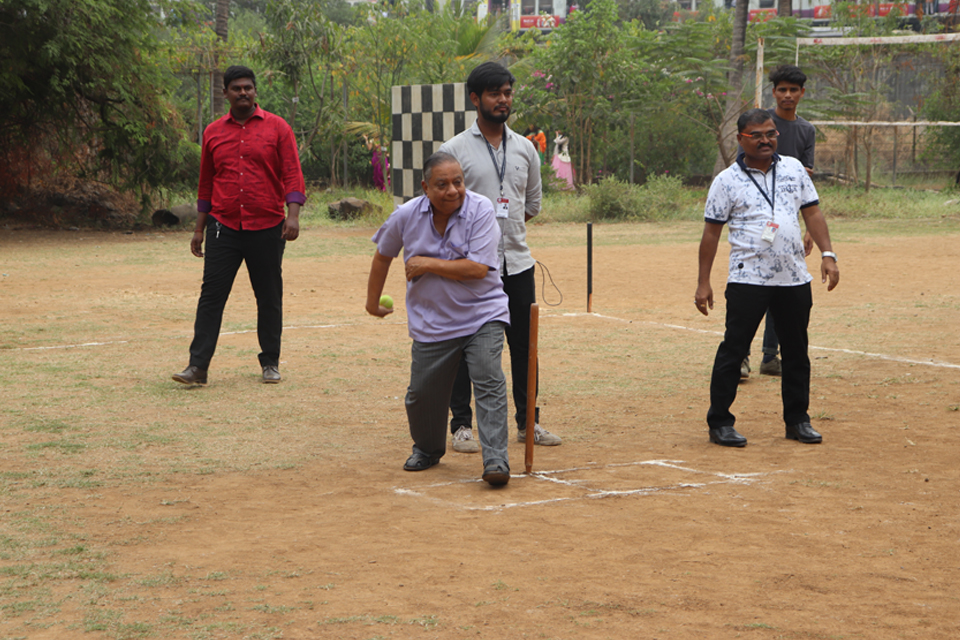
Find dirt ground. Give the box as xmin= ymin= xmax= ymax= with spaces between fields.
xmin=1 ymin=218 xmax=959 ymax=639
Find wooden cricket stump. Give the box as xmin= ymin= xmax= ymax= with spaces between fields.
xmin=525 ymin=303 xmax=539 ymax=474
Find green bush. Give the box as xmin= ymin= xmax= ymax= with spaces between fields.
xmin=639 ymin=173 xmax=687 ymax=220
xmin=583 ymin=173 xmax=689 ymax=221
xmin=540 ymin=163 xmax=571 ymax=195
xmin=583 ymin=176 xmax=643 ymax=220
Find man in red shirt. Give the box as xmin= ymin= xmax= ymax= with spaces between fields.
xmin=173 ymin=65 xmax=306 ymax=386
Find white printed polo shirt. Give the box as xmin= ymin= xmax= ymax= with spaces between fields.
xmin=705 ymin=153 xmax=819 ymax=286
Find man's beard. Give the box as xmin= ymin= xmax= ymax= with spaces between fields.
xmin=479 ymin=103 xmax=510 ymax=124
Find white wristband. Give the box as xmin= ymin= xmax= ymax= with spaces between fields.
xmin=822 ymin=251 xmax=837 ymax=262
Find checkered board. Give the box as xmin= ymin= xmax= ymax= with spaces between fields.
xmin=391 ymin=83 xmax=477 ymax=205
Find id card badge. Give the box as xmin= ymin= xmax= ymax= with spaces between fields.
xmin=496 ymin=198 xmax=510 ymax=219
xmin=761 ymin=221 xmax=779 ymax=243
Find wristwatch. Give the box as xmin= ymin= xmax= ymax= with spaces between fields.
xmin=821 ymin=251 xmax=838 ymax=261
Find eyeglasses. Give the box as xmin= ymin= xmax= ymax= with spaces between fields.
xmin=742 ymin=130 xmax=779 ymax=140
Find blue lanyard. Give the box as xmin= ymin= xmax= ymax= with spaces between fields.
xmin=745 ymin=161 xmax=776 ymax=215
xmin=483 ymin=128 xmax=507 ymax=197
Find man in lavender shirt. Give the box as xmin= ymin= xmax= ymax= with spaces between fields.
xmin=366 ymin=153 xmax=512 ymax=486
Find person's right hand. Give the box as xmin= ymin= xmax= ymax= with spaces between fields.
xmin=191 ymin=231 xmax=204 ymax=258
xmin=694 ymin=283 xmax=714 ymax=316
xmin=366 ymin=301 xmax=394 ymax=318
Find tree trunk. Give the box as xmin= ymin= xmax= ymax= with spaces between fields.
xmin=212 ymin=0 xmax=229 ymax=117
xmin=713 ymin=0 xmax=750 ymax=177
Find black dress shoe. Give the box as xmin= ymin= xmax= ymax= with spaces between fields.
xmin=785 ymin=422 xmax=822 ymax=444
xmin=709 ymin=426 xmax=747 ymax=447
xmin=262 ymin=365 xmax=281 ymax=384
xmin=482 ymin=461 xmax=510 ymax=486
xmin=172 ymin=365 xmax=207 ymax=385
xmin=403 ymin=453 xmax=440 ymax=471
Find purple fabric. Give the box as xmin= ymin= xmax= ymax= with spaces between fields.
xmin=372 ymin=190 xmax=510 ymax=343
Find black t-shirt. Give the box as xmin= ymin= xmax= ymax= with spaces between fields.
xmin=768 ymin=108 xmax=816 ymax=169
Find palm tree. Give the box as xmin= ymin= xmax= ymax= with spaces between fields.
xmin=713 ymin=0 xmax=751 ymax=175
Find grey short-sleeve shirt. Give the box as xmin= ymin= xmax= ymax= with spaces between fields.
xmin=438 ymin=121 xmax=542 ymax=276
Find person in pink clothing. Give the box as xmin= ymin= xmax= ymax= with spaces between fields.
xmin=551 ymin=132 xmax=575 ymax=189
xmin=364 ymin=134 xmax=390 ymax=192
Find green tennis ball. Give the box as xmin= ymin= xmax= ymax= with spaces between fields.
xmin=379 ymin=294 xmax=394 ymax=309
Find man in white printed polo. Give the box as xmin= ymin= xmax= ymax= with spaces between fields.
xmin=695 ymin=108 xmax=840 ymax=448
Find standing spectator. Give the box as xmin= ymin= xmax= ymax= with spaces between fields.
xmin=695 ymin=108 xmax=839 ymax=448
xmin=525 ymin=123 xmax=547 ymax=165
xmin=173 ymin=65 xmax=305 ymax=386
xmin=743 ymin=64 xmax=817 ymax=379
xmin=439 ymin=62 xmax=563 ymax=454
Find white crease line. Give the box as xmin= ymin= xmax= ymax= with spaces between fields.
xmin=14 ymin=340 xmax=130 ymax=352
xmin=392 ymin=459 xmax=773 ymax=511
xmin=5 ymin=320 xmax=407 ymax=351
xmin=553 ymin=311 xmax=960 ymax=370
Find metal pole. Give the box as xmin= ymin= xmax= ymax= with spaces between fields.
xmin=587 ymin=222 xmax=593 ymax=313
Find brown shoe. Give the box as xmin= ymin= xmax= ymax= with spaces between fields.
xmin=262 ymin=365 xmax=281 ymax=384
xmin=172 ymin=365 xmax=207 ymax=385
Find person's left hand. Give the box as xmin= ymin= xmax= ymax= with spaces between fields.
xmin=282 ymin=216 xmax=300 ymax=241
xmin=405 ymin=256 xmax=430 ymax=281
xmin=821 ymin=257 xmax=839 ymax=291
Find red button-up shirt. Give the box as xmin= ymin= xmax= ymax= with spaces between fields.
xmin=197 ymin=105 xmax=306 ymax=231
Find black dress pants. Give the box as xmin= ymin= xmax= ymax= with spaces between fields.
xmin=188 ymin=218 xmax=285 ymax=370
xmin=707 ymin=282 xmax=812 ymax=430
xmin=450 ymin=265 xmax=539 ymax=433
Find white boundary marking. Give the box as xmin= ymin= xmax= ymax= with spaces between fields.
xmin=558 ymin=312 xmax=960 ymax=370
xmin=7 ymin=311 xmax=958 ymax=371
xmin=393 ymin=459 xmax=783 ymax=512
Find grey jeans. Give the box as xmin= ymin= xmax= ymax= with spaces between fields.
xmin=406 ymin=321 xmax=509 ymax=468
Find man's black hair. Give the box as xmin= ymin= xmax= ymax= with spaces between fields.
xmin=737 ymin=108 xmax=774 ymax=133
xmin=466 ymin=62 xmax=515 ymax=98
xmin=768 ymin=64 xmax=806 ymax=89
xmin=422 ymin=151 xmax=460 ymax=183
xmin=223 ymin=65 xmax=257 ymax=89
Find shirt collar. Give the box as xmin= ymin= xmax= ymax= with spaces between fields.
xmin=227 ymin=104 xmax=266 ymax=125
xmin=469 ymin=119 xmax=513 ymax=139
xmin=418 ymin=191 xmax=466 ymax=220
xmin=736 ymin=150 xmax=780 ymax=174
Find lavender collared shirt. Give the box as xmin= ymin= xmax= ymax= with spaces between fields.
xmin=372 ymin=190 xmax=510 ymax=343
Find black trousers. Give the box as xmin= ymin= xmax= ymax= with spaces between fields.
xmin=450 ymin=265 xmax=539 ymax=433
xmin=707 ymin=282 xmax=812 ymax=430
xmin=188 ymin=218 xmax=285 ymax=370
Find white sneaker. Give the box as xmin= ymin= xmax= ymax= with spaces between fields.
xmin=451 ymin=426 xmax=479 ymax=453
xmin=517 ymin=424 xmax=562 ymax=446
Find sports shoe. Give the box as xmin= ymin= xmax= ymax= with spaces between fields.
xmin=517 ymin=423 xmax=562 ymax=446
xmin=740 ymin=357 xmax=750 ymax=379
xmin=451 ymin=426 xmax=479 ymax=453
xmin=759 ymin=356 xmax=782 ymax=377
xmin=262 ymin=365 xmax=281 ymax=384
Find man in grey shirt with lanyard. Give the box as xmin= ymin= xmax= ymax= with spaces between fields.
xmin=439 ymin=62 xmax=563 ymax=452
